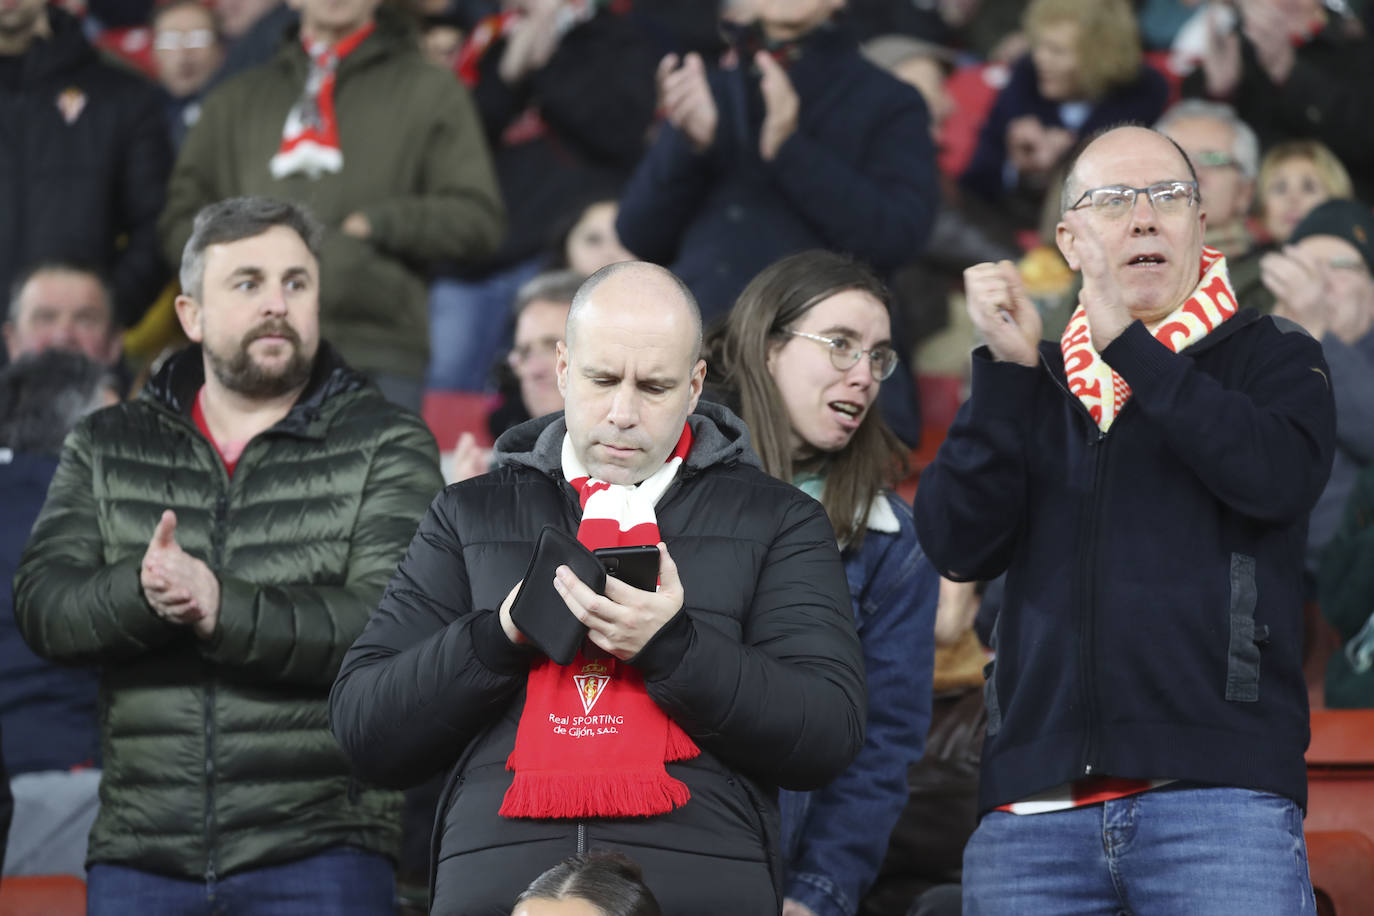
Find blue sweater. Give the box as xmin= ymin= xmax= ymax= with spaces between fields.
xmin=616 ymin=23 xmax=938 ymax=320
xmin=916 ymin=312 xmax=1334 ymax=815
xmin=0 ymin=451 xmax=100 ymax=774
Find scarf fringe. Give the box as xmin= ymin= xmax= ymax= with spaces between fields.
xmin=499 ymin=769 xmax=693 ymax=819
xmin=665 ymin=722 xmax=699 ymax=761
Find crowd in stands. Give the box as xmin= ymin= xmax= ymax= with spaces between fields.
xmin=3 ymin=0 xmax=1374 ymax=913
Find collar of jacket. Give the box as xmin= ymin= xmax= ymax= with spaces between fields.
xmin=274 ymin=5 xmax=416 ymax=78
xmin=140 ymin=339 xmax=370 ymax=438
xmin=15 ymin=6 xmax=97 ymax=87
xmin=491 ymin=399 xmax=762 ymax=479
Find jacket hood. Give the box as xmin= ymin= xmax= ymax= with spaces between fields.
xmin=493 ymin=399 xmax=761 ymax=478
xmin=19 ymin=7 xmax=97 ymax=85
xmin=141 ymin=340 xmax=373 ymax=435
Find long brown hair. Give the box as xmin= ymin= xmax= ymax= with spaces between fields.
xmin=710 ymin=251 xmax=907 ymax=549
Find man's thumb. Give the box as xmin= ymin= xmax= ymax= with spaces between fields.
xmin=153 ymin=509 xmax=178 ymax=547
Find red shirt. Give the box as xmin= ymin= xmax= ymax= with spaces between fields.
xmin=192 ymin=388 xmax=248 ymax=477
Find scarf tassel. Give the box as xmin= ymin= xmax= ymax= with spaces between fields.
xmin=499 ymin=768 xmax=693 ymax=819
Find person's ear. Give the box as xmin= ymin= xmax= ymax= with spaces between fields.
xmin=686 ymin=358 xmax=706 ymax=413
xmin=174 ymin=293 xmax=204 ymax=343
xmin=1055 ymin=220 xmax=1080 ymax=271
xmin=555 ymin=340 xmax=570 ymax=398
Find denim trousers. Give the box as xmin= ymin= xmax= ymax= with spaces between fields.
xmin=427 ymin=257 xmax=543 ymax=392
xmin=962 ymin=784 xmax=1315 ymax=915
xmin=86 ymin=846 xmax=396 ymax=916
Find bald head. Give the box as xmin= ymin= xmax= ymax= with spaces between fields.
xmin=1061 ymin=126 xmax=1199 ymax=214
xmin=566 ymin=261 xmax=703 ymax=369
xmin=556 ymin=261 xmax=707 ymax=485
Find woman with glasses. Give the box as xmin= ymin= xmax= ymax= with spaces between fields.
xmin=708 ymin=250 xmax=938 ymax=916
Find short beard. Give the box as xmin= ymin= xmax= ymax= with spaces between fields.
xmin=205 ymin=320 xmax=313 ymax=399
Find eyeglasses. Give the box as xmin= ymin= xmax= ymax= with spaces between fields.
xmin=508 ymin=335 xmax=560 ymax=367
xmin=785 ymin=330 xmax=898 ymax=381
xmin=154 ymin=28 xmax=216 ymax=51
xmin=1066 ymin=181 xmax=1201 ymax=218
xmin=1191 ymin=151 xmax=1241 ymax=170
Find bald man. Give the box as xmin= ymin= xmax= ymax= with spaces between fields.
xmin=331 ymin=261 xmax=865 ymax=914
xmin=916 ymin=126 xmax=1335 ymax=915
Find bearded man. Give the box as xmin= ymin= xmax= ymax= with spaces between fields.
xmin=14 ymin=196 xmax=443 ymax=913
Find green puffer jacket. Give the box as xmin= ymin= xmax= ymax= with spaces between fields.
xmin=158 ymin=7 xmax=505 ymax=380
xmin=14 ymin=343 xmax=444 ymax=879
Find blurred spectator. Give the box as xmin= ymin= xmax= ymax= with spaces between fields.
xmin=0 ymin=0 xmax=171 ymax=345
xmin=159 ymin=0 xmax=504 ymax=411
xmin=1318 ymin=462 xmax=1374 ymax=708
xmin=1255 ymin=139 xmax=1353 ymax=246
xmin=208 ymin=0 xmax=295 ymax=86
xmin=5 ymin=262 xmax=123 ymax=368
xmin=1263 ymin=199 xmax=1374 ymax=575
xmin=863 ymin=34 xmax=1020 ymax=352
xmin=616 ymin=0 xmax=938 ymax=323
xmin=1155 ymin=100 xmax=1269 ymax=309
xmin=0 ymin=350 xmax=112 ymax=878
xmin=513 ymin=851 xmax=663 ymax=916
xmin=846 ymin=0 xmax=1027 ymax=62
xmin=150 ymin=0 xmax=223 ymax=151
xmin=1185 ymin=0 xmax=1374 ymax=203
xmin=1156 ymin=100 xmax=1258 ymax=258
xmin=961 ymin=0 xmax=1169 ymax=234
xmin=709 ymin=251 xmax=938 ymax=916
xmin=14 ymin=197 xmax=443 ymax=910
xmin=419 ymin=11 xmax=465 ymax=69
xmin=426 ymin=0 xmax=657 ymax=392
xmin=452 ymin=268 xmax=582 ymax=482
xmin=552 ymin=198 xmax=636 ymax=277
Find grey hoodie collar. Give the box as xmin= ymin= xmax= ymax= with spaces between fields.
xmin=493 ymin=399 xmax=761 ymax=478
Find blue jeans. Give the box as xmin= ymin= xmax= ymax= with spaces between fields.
xmin=963 ymin=784 xmax=1315 ymax=915
xmin=86 ymin=846 xmax=395 ymax=916
xmin=427 ymin=257 xmax=543 ymax=391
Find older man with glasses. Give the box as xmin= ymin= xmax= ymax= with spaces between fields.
xmin=917 ymin=124 xmax=1335 ymax=915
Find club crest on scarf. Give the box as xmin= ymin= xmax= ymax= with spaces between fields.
xmin=1062 ymin=245 xmax=1238 ymax=432
xmin=573 ymin=660 xmax=611 ymax=715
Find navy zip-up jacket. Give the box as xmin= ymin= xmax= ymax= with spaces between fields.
xmin=916 ymin=311 xmax=1335 ymax=816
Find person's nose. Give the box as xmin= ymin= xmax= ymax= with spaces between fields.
xmin=606 ymin=383 xmax=640 ymax=428
xmin=844 ymin=355 xmax=874 ymax=392
xmin=1129 ymin=192 xmax=1160 ymax=235
xmin=260 ymin=282 xmax=289 ymax=316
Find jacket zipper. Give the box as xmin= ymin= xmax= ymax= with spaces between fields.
xmin=203 ymin=480 xmax=229 ymax=883
xmin=1041 ymin=353 xmax=1112 ymax=777
xmin=577 ymin=822 xmax=587 ymax=855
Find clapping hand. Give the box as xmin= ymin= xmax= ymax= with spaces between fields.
xmin=141 ymin=510 xmax=221 ymax=640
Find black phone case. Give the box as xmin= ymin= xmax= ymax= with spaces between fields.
xmin=508 ymin=525 xmax=606 ymax=666
xmin=594 ymin=545 xmax=660 ymax=593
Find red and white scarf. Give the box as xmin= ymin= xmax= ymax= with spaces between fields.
xmin=269 ymin=23 xmax=374 ymax=180
xmin=500 ymin=424 xmax=700 ymax=819
xmin=1061 ymin=245 xmax=1238 ymax=433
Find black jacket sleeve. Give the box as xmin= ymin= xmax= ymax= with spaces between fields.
xmin=630 ymin=490 xmax=867 ymax=791
xmin=329 ymin=489 xmax=531 ymax=788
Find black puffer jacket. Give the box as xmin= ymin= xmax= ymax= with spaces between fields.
xmin=0 ymin=7 xmax=170 ymax=329
xmin=330 ymin=403 xmax=866 ymax=915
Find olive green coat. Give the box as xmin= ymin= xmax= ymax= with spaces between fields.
xmin=158 ymin=9 xmax=505 ymax=380
xmin=14 ymin=344 xmax=444 ymax=879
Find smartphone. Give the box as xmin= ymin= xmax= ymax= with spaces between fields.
xmin=593 ymin=545 xmax=661 ymax=593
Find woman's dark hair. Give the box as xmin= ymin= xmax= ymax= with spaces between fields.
xmin=516 ymin=851 xmax=662 ymax=916
xmin=709 ymin=250 xmax=907 ymax=549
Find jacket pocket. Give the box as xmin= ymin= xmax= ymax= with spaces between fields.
xmin=1225 ymin=553 xmax=1268 ymax=702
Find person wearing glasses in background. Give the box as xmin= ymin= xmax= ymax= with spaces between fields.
xmin=708 ymin=250 xmax=937 ymax=916
xmin=917 ymin=125 xmax=1335 ymax=914
xmin=1261 ymin=198 xmax=1374 ymax=579
xmin=150 ymin=0 xmax=225 ymax=152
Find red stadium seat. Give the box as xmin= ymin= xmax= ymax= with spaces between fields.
xmin=0 ymin=874 xmax=86 ymax=916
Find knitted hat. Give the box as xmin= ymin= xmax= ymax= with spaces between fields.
xmin=1289 ymin=199 xmax=1374 ymax=274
